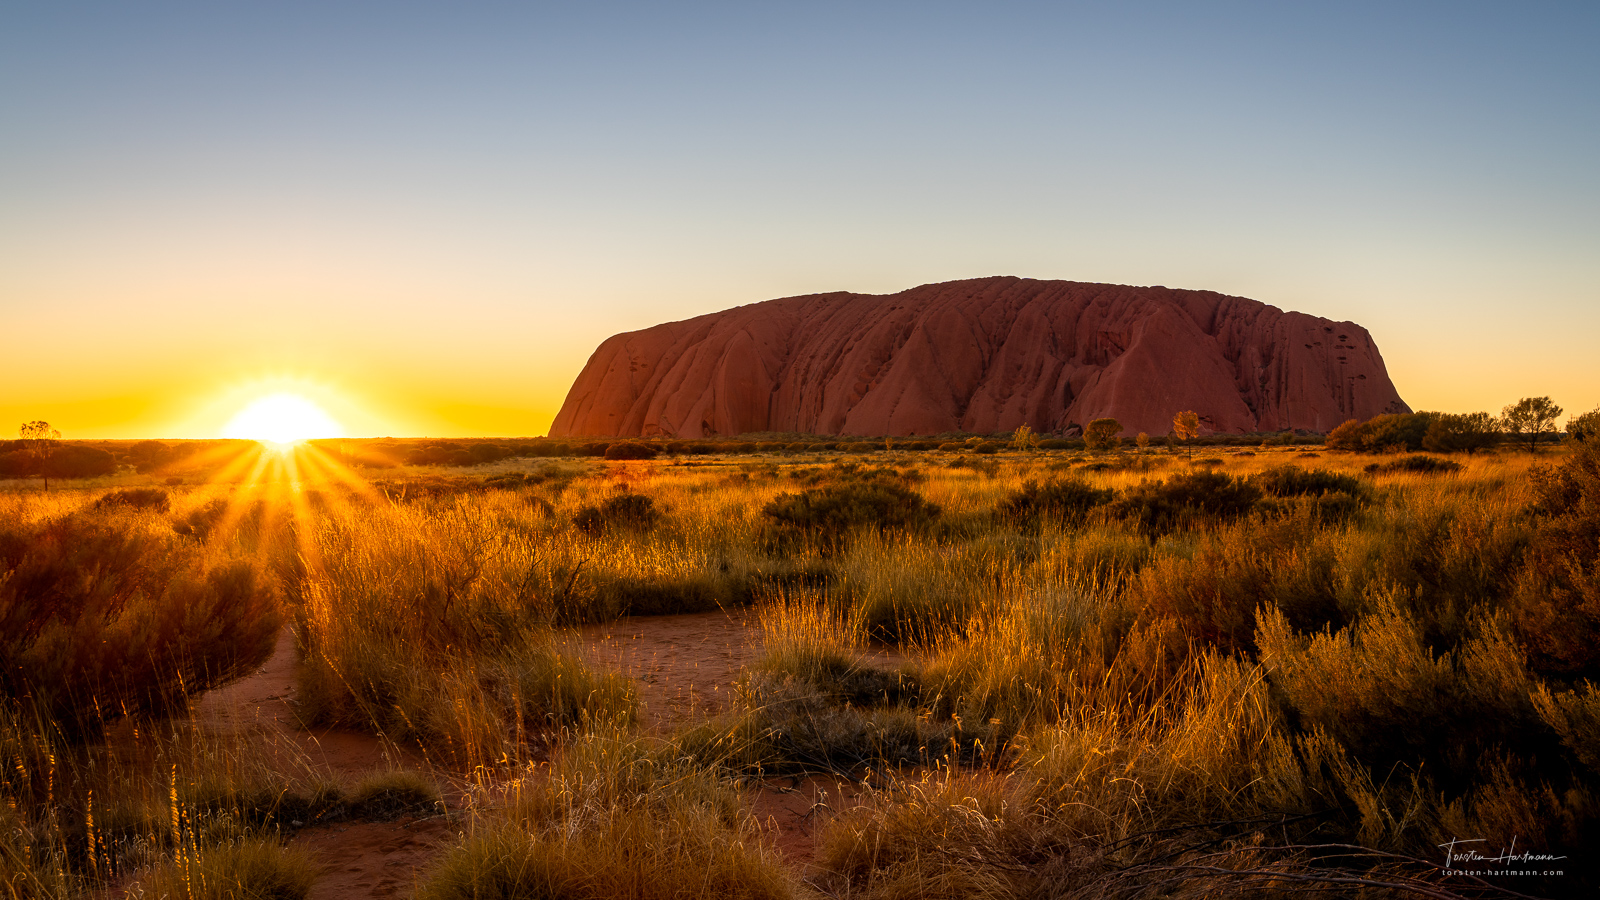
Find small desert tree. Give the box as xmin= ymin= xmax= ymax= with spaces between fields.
xmin=1011 ymin=424 xmax=1039 ymax=452
xmin=1084 ymin=417 xmax=1122 ymax=452
xmin=1172 ymin=410 xmax=1201 ymax=460
xmin=1136 ymin=432 xmax=1150 ymax=453
xmin=19 ymin=420 xmax=60 ymax=491
xmin=1501 ymin=396 xmax=1563 ymax=452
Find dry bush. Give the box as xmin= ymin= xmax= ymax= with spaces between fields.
xmin=0 ymin=514 xmax=280 ymax=741
xmin=572 ymin=491 xmax=660 ymax=535
xmin=1364 ymin=455 xmax=1463 ymax=475
xmin=1509 ymin=440 xmax=1600 ymax=678
xmin=676 ymin=599 xmax=941 ymax=775
xmin=816 ymin=655 xmax=1349 ymax=900
xmin=1256 ymin=600 xmax=1564 ymax=810
xmin=1133 ymin=537 xmax=1342 ymax=654
xmin=832 ymin=537 xmax=980 ymax=643
xmin=294 ymin=503 xmax=634 ymax=762
xmin=994 ymin=478 xmax=1114 ymax=530
xmin=93 ymin=487 xmax=170 ymax=512
xmin=1107 ymin=471 xmax=1263 ymax=538
xmin=418 ymin=731 xmax=798 ymax=900
xmin=136 ymin=839 xmax=317 ymax=900
xmin=602 ymin=441 xmax=659 ymax=460
xmin=762 ymin=477 xmax=940 ymax=552
xmin=1248 ymin=464 xmax=1364 ymax=499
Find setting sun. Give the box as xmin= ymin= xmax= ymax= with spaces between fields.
xmin=222 ymin=393 xmax=344 ymax=445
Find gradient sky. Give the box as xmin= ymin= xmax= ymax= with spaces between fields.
xmin=3 ymin=1 xmax=1597 ymax=438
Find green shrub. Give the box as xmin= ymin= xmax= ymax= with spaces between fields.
xmin=0 ymin=517 xmax=281 ymax=740
xmin=1363 ymin=455 xmax=1463 ymax=475
xmin=995 ymin=479 xmax=1114 ymax=529
xmin=1249 ymin=465 xmax=1363 ymax=498
xmin=763 ymin=480 xmax=940 ymax=550
xmin=1325 ymin=412 xmax=1440 ymax=453
xmin=1107 ymin=471 xmax=1263 ymax=537
xmin=1423 ymin=412 xmax=1501 ymax=453
xmin=573 ymin=493 xmax=660 ymax=535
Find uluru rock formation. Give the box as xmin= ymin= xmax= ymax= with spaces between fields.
xmin=550 ymin=277 xmax=1409 ymax=439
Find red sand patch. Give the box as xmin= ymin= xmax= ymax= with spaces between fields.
xmin=295 ymin=817 xmax=460 ymax=900
xmin=577 ymin=608 xmax=762 ymax=732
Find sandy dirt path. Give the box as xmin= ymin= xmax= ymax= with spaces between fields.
xmin=191 ymin=628 xmax=462 ymax=900
xmin=182 ymin=609 xmax=890 ymax=896
xmin=576 ymin=608 xmax=763 ymax=733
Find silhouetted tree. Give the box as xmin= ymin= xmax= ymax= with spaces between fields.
xmin=19 ymin=421 xmax=59 ymax=490
xmin=1501 ymin=396 xmax=1563 ymax=452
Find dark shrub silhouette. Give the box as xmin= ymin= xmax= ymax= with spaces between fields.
xmin=1250 ymin=465 xmax=1364 ymax=498
xmin=1363 ymin=455 xmax=1463 ymax=475
xmin=763 ymin=480 xmax=940 ymax=550
xmin=603 ymin=442 xmax=660 ymax=461
xmin=1108 ymin=471 xmax=1262 ymax=537
xmin=7 ymin=443 xmax=119 ymax=480
xmin=1422 ymin=412 xmax=1500 ymax=454
xmin=1568 ymin=407 xmax=1600 ymax=444
xmin=573 ymin=493 xmax=661 ymax=535
xmin=996 ymin=479 xmax=1113 ymax=529
xmin=1326 ymin=412 xmax=1440 ymax=453
xmin=94 ymin=488 xmax=171 ymax=512
xmin=0 ymin=517 xmax=281 ymax=740
xmin=1084 ymin=417 xmax=1122 ymax=451
xmin=468 ymin=442 xmax=511 ymax=464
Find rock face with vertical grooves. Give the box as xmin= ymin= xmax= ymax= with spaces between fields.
xmin=549 ymin=277 xmax=1409 ymax=438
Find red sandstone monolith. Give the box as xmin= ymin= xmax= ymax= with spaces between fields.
xmin=550 ymin=277 xmax=1408 ymax=438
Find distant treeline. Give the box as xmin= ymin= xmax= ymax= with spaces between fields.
xmin=0 ymin=438 xmax=238 ymax=481
xmin=314 ymin=429 xmax=1328 ymax=469
xmin=6 ymin=405 xmax=1595 ymax=482
xmin=1327 ymin=400 xmax=1598 ymax=454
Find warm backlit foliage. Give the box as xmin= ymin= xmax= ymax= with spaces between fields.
xmin=3 ymin=431 xmax=1597 ymax=896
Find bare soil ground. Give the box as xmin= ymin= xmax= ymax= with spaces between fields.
xmin=576 ymin=608 xmax=762 ymax=732
xmin=191 ymin=629 xmax=461 ymax=900
xmin=172 ymin=610 xmax=880 ymax=897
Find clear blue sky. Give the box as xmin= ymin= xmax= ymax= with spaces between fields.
xmin=2 ymin=1 xmax=1596 ymax=436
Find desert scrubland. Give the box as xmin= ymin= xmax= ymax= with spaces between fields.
xmin=2 ymin=432 xmax=1595 ymax=899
